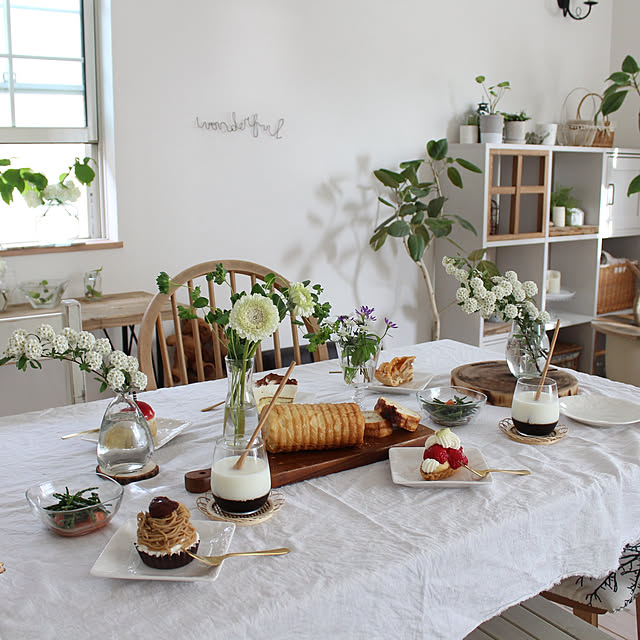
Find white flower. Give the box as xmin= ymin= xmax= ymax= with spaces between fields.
xmin=22 ymin=190 xmax=42 ymax=208
xmin=24 ymin=337 xmax=42 ymax=359
xmin=454 ymin=269 xmax=469 ymax=283
xmin=442 ymin=256 xmax=454 ymax=267
xmin=455 ymin=287 xmax=470 ymax=302
xmin=11 ymin=328 xmax=27 ymax=340
xmin=523 ymin=280 xmax=538 ymax=297
xmin=63 ymin=327 xmax=78 ymax=346
xmin=229 ymin=293 xmax=279 ymax=343
xmin=288 ymin=282 xmax=315 ymax=317
xmin=524 ymin=301 xmax=539 ymax=320
xmin=539 ymin=311 xmax=551 ymax=325
xmin=106 ymin=368 xmax=126 ymax=391
xmin=470 ymin=276 xmax=485 ymax=293
xmin=77 ymin=331 xmax=96 ymax=350
xmin=109 ymin=350 xmax=127 ymax=369
xmin=84 ymin=350 xmax=103 ymax=369
xmin=493 ymin=285 xmax=509 ymax=301
xmin=37 ymin=324 xmax=55 ymax=341
xmin=124 ymin=355 xmax=139 ymax=374
xmin=8 ymin=330 xmax=27 ymax=355
xmin=461 ymin=298 xmax=479 ymax=314
xmin=132 ymin=370 xmax=148 ymax=390
xmin=445 ymin=262 xmax=457 ymax=275
xmin=94 ymin=338 xmax=112 ymax=356
xmin=52 ymin=335 xmax=69 ymax=353
xmin=512 ymin=285 xmax=526 ymax=302
xmin=480 ymin=290 xmax=496 ymax=306
xmin=503 ymin=304 xmax=518 ymax=319
xmin=505 ymin=270 xmax=519 ymax=284
xmin=42 ymin=179 xmax=81 ymax=204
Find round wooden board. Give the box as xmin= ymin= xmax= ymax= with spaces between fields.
xmin=450 ymin=360 xmax=579 ymax=407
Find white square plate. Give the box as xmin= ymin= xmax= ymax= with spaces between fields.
xmin=367 ymin=371 xmax=434 ymax=394
xmin=83 ymin=418 xmax=191 ymax=449
xmin=90 ymin=519 xmax=235 ymax=581
xmin=388 ymin=446 xmax=493 ymax=487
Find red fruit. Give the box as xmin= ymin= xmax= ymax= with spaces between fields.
xmin=424 ymin=444 xmax=448 ymax=463
xmin=447 ymin=447 xmax=468 ymax=469
xmin=123 ymin=400 xmax=155 ymax=420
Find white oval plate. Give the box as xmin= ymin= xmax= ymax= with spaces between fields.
xmin=559 ymin=395 xmax=640 ymax=427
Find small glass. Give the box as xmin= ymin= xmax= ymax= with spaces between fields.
xmin=84 ymin=268 xmax=103 ymax=299
xmin=337 ymin=344 xmax=379 ymax=409
xmin=511 ymin=376 xmax=559 ymax=437
xmin=211 ymin=434 xmax=271 ymax=515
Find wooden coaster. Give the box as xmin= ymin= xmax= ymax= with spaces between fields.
xmin=96 ymin=462 xmax=159 ymax=485
xmin=196 ymin=491 xmax=284 ymax=526
xmin=499 ymin=418 xmax=568 ymax=445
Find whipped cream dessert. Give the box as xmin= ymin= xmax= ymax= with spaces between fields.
xmin=211 ymin=455 xmax=271 ymax=514
xmin=253 ymin=373 xmax=298 ymax=412
xmin=420 ymin=428 xmax=468 ymax=481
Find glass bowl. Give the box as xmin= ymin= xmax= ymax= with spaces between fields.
xmin=19 ymin=279 xmax=68 ymax=309
xmin=26 ymin=473 xmax=124 ymax=537
xmin=417 ymin=386 xmax=487 ymax=427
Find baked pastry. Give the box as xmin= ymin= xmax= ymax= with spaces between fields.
xmin=374 ymin=397 xmax=421 ymax=432
xmin=253 ymin=372 xmax=298 ymax=412
xmin=262 ymin=403 xmax=365 ymax=453
xmin=420 ymin=428 xmax=468 ymax=481
xmin=362 ymin=411 xmax=393 ymax=438
xmin=374 ymin=356 xmax=416 ymax=387
xmin=136 ymin=497 xmax=199 ymax=569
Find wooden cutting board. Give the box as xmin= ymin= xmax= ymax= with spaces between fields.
xmin=450 ymin=360 xmax=579 ymax=407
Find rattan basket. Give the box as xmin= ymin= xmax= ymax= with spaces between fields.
xmin=597 ymin=262 xmax=637 ymax=314
xmin=558 ymin=90 xmax=615 ymax=147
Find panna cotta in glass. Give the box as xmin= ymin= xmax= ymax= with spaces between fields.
xmin=211 ymin=435 xmax=271 ymax=514
xmin=511 ymin=376 xmax=559 ymax=437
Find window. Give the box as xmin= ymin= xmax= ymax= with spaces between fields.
xmin=0 ymin=0 xmax=100 ymax=249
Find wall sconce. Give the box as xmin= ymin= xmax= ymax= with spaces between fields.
xmin=557 ymin=0 xmax=597 ymax=20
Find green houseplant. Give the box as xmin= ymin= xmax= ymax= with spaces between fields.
xmin=502 ymin=112 xmax=531 ymax=143
xmin=475 ymin=75 xmax=511 ymax=142
xmin=550 ymin=185 xmax=581 ymax=227
xmin=369 ymin=138 xmax=481 ymax=340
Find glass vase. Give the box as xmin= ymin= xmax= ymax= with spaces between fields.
xmin=223 ymin=356 xmax=258 ymax=444
xmin=84 ymin=269 xmax=103 ymax=299
xmin=505 ymin=320 xmax=550 ymax=378
xmin=36 ymin=205 xmax=80 ymax=245
xmin=336 ymin=343 xmax=380 ymax=408
xmin=97 ymin=391 xmax=154 ymax=476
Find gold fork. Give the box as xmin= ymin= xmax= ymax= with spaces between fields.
xmin=186 ymin=547 xmax=290 ymax=567
xmin=463 ymin=464 xmax=531 ymax=479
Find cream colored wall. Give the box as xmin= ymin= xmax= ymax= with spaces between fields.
xmin=5 ymin=0 xmax=616 ymax=353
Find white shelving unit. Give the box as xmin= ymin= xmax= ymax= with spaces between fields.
xmin=435 ymin=143 xmax=640 ymax=373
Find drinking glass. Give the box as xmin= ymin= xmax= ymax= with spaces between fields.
xmin=511 ymin=376 xmax=559 ymax=437
xmin=211 ymin=435 xmax=271 ymax=515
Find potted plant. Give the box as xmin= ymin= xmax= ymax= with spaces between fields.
xmin=501 ymin=111 xmax=531 ymax=144
xmin=475 ymin=75 xmax=511 ymax=143
xmin=369 ymin=138 xmax=481 ymax=340
xmin=460 ymin=113 xmax=479 ymax=144
xmin=550 ymin=185 xmax=581 ymax=227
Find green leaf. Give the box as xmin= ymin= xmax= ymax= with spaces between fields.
xmin=415 ymin=224 xmax=431 ymax=245
xmin=73 ymin=159 xmax=95 ymax=185
xmin=178 ymin=306 xmax=197 ymax=320
xmin=398 ymin=203 xmax=417 ymax=217
xmin=378 ymin=196 xmax=394 ymax=208
xmin=410 ymin=210 xmax=424 ymax=225
xmin=467 ymin=248 xmax=487 ymax=262
xmin=374 ymin=169 xmax=401 ymax=188
xmin=478 ymin=260 xmax=500 ymax=278
xmin=451 ymin=214 xmax=477 ymax=235
xmin=193 ymin=296 xmax=209 ymax=308
xmin=496 ymin=81 xmax=510 ymax=88
xmin=423 ymin=217 xmax=452 ymax=237
xmin=373 ymin=211 xmax=397 ymax=233
xmin=0 ymin=356 xmax=11 ymax=366
xmin=2 ymin=169 xmax=24 ymax=192
xmin=0 ymin=159 xmax=10 ymax=166
xmin=455 ymin=158 xmax=482 ymax=174
xmin=627 ymin=173 xmax=640 ymax=196
xmin=156 ymin=271 xmax=171 ymax=293
xmin=402 ymin=165 xmax=419 ymax=186
xmin=21 ymin=171 xmax=47 ymax=190
xmin=408 ymin=186 xmax=431 ymax=198
xmin=447 ymin=166 xmax=463 ymax=188
xmin=398 ymin=159 xmax=423 ymax=170
xmin=622 ymin=55 xmax=640 ymax=74
xmin=369 ymin=228 xmax=387 ymax=251
xmin=608 ymin=71 xmax=631 ymax=84
xmin=407 ymin=233 xmax=425 ymax=262
xmin=426 ymin=138 xmax=448 ymax=161
xmin=387 ymin=220 xmax=410 ymax=237
xmin=475 ymin=75 xmax=485 ymax=84
xmin=601 ymin=90 xmax=628 ymax=116
xmin=426 ymin=196 xmax=446 ymax=218
xmin=0 ymin=179 xmax=14 ymax=204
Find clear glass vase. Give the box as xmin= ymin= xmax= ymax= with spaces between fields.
xmin=336 ymin=343 xmax=380 ymax=408
xmin=223 ymin=356 xmax=258 ymax=444
xmin=97 ymin=391 xmax=154 ymax=476
xmin=505 ymin=320 xmax=550 ymax=378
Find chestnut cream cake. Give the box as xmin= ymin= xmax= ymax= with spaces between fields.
xmin=253 ymin=372 xmax=298 ymax=412
xmin=136 ymin=497 xmax=199 ymax=569
xmin=420 ymin=428 xmax=468 ymax=481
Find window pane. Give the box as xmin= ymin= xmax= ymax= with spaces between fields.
xmin=0 ymin=2 xmax=7 ymax=55
xmin=0 ymin=143 xmax=91 ymax=246
xmin=11 ymin=2 xmax=82 ymax=59
xmin=15 ymin=92 xmax=85 ymax=127
xmin=0 ymin=57 xmax=10 ymax=125
xmin=13 ymin=58 xmax=84 ymax=88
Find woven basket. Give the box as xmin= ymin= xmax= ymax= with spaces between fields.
xmin=558 ymin=90 xmax=615 ymax=147
xmin=597 ymin=262 xmax=637 ymax=314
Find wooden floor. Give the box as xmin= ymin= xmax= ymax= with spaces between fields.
xmin=587 ymin=603 xmax=636 ymax=640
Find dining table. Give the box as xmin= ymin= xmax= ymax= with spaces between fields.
xmin=2 ymin=338 xmax=640 ymax=640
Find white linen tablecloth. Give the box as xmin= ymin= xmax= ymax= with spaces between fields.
xmin=2 ymin=339 xmax=640 ymax=640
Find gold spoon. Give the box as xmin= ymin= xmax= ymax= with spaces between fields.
xmin=186 ymin=547 xmax=290 ymax=567
xmin=463 ymin=464 xmax=531 ymax=479
xmin=201 ymin=400 xmax=225 ymax=412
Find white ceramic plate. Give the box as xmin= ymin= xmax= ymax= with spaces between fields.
xmin=546 ymin=289 xmax=576 ymax=302
xmin=388 ymin=446 xmax=493 ymax=487
xmin=367 ymin=371 xmax=434 ymax=394
xmin=559 ymin=395 xmax=640 ymax=427
xmin=90 ymin=519 xmax=235 ymax=582
xmin=83 ymin=418 xmax=191 ymax=449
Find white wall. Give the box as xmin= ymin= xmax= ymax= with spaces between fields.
xmin=5 ymin=0 xmax=616 ymax=349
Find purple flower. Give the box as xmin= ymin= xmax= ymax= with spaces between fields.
xmin=384 ymin=317 xmax=398 ymax=329
xmin=356 ymin=305 xmax=376 ymax=321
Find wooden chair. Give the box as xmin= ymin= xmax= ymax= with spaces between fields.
xmin=138 ymin=260 xmax=329 ymax=390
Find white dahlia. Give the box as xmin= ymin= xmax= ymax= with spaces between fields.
xmin=229 ymin=293 xmax=279 ymax=343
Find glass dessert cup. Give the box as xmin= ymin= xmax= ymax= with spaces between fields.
xmin=511 ymin=376 xmax=559 ymax=437
xmin=211 ymin=434 xmax=271 ymax=515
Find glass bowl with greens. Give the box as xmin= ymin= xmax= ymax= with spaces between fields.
xmin=26 ymin=473 xmax=124 ymax=537
xmin=417 ymin=386 xmax=487 ymax=427
xmin=19 ymin=279 xmax=68 ymax=309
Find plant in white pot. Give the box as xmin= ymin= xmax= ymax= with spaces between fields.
xmin=550 ymin=185 xmax=580 ymax=228
xmin=460 ymin=113 xmax=479 ymax=144
xmin=475 ymin=75 xmax=511 ymax=143
xmin=502 ymin=111 xmax=531 ymax=143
